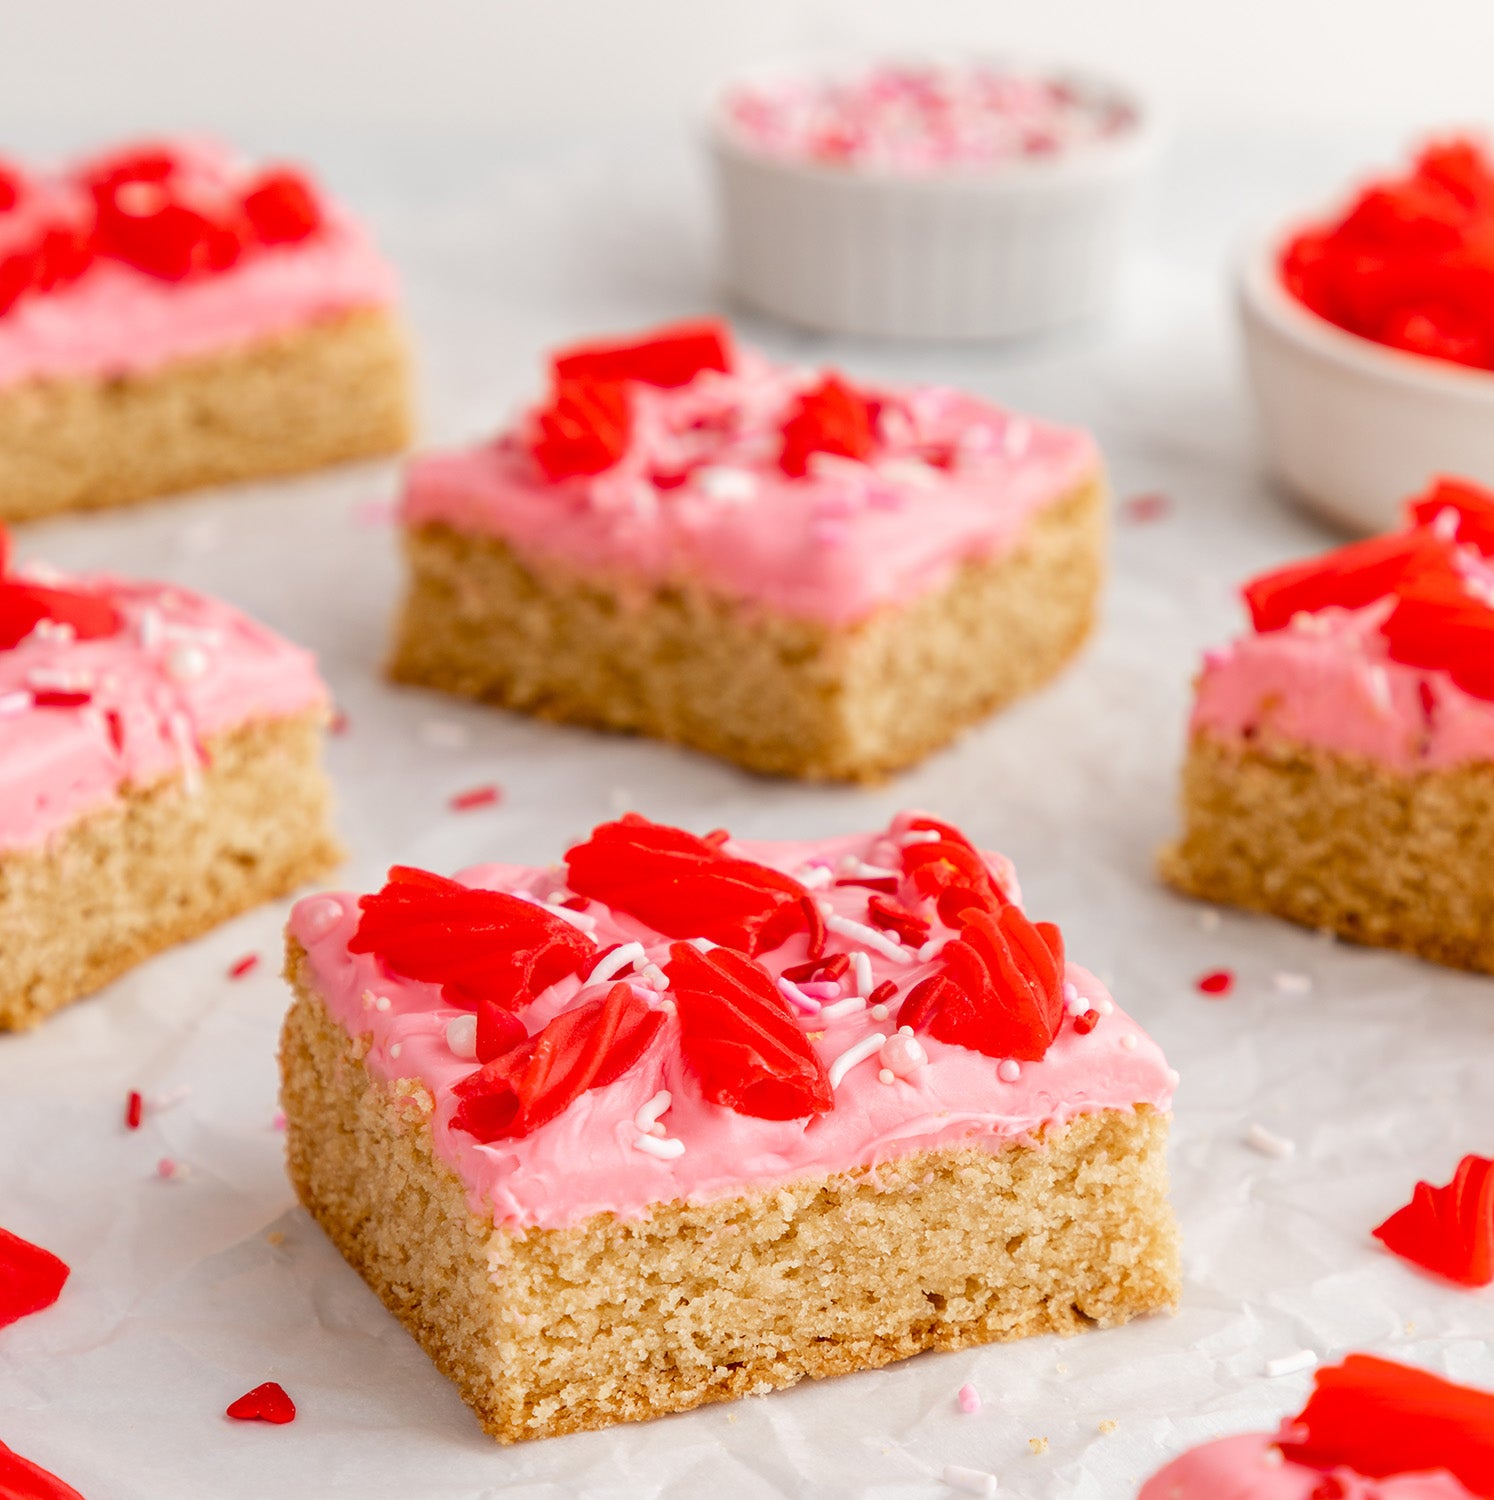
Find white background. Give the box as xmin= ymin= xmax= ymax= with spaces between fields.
xmin=3 ymin=4 xmax=1494 ymax=1499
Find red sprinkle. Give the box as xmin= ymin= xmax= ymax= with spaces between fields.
xmin=125 ymin=1090 xmax=143 ymax=1130
xmin=228 ymin=954 xmax=259 ymax=980
xmin=449 ymin=784 xmax=502 ymax=812
xmin=1072 ymin=1009 xmax=1101 ymax=1035
xmin=867 ymin=979 xmax=899 ymax=1008
xmin=226 ymin=1381 xmax=297 ymax=1425
xmin=1196 ymin=969 xmax=1235 ymax=997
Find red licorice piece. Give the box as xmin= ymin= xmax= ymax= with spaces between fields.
xmin=1280 ymin=137 xmax=1494 ymax=373
xmin=665 ymin=942 xmax=833 ymax=1121
xmin=226 ymin=1380 xmax=297 ymax=1425
xmin=125 ymin=1090 xmax=143 ymax=1130
xmin=350 ymin=866 xmax=596 ymax=1011
xmin=1382 ymin=566 xmax=1494 ymax=701
xmin=1241 ymin=528 xmax=1446 ymax=633
xmin=0 ymin=1225 xmax=69 ymax=1330
xmin=1373 ymin=1153 xmax=1494 ymax=1286
xmin=0 ymin=1439 xmax=85 ymax=1500
xmin=94 ymin=184 xmax=242 ymax=281
xmin=241 ymin=168 xmax=322 ymax=245
xmin=529 ymin=375 xmax=631 ymax=481
xmin=474 ymin=997 xmax=527 ymax=1064
xmin=867 ymin=894 xmax=931 ymax=946
xmin=1407 ymin=475 xmax=1494 ymax=554
xmin=451 ymin=981 xmax=662 ymax=1142
xmin=1196 ymin=968 xmax=1234 ymax=996
xmin=779 ymin=374 xmax=877 ymax=478
xmin=899 ymin=904 xmax=1064 ymax=1061
xmin=0 ymin=523 xmax=123 ymax=650
xmin=30 ymin=690 xmax=92 ymax=709
xmin=778 ymin=950 xmax=850 ymax=985
xmin=565 ymin=814 xmax=815 ymax=957
xmin=1280 ymin=1354 xmax=1494 ymax=1493
xmin=551 ymin=318 xmax=732 ymax=390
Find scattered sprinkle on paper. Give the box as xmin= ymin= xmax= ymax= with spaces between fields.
xmin=450 ymin=783 xmax=502 ymax=812
xmin=1120 ymin=491 xmax=1171 ymax=523
xmin=328 ymin=708 xmax=349 ymax=736
xmin=942 ymin=1465 xmax=998 ymax=1496
xmin=957 ymin=1382 xmax=981 ymax=1414
xmin=419 ymin=719 xmax=470 ymax=749
xmin=1196 ymin=968 xmax=1235 ymax=997
xmin=1273 ymin=971 xmax=1312 ymax=995
xmin=156 ymin=1157 xmax=187 ymax=1182
xmin=1245 ymin=1123 xmax=1296 ymax=1159
xmin=228 ymin=954 xmax=259 ymax=980
xmin=1265 ymin=1349 xmax=1317 ymax=1378
xmin=1197 ymin=908 xmax=1221 ymax=932
xmin=225 ymin=1380 xmax=296 ymax=1424
xmin=124 ymin=1090 xmax=143 ymax=1130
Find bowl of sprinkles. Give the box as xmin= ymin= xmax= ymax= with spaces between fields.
xmin=710 ymin=55 xmax=1157 ymax=340
xmin=1240 ymin=136 xmax=1494 ymax=534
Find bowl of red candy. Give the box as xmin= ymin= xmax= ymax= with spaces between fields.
xmin=1240 ymin=136 xmax=1494 ymax=534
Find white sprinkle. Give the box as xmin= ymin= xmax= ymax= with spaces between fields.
xmin=823 ymin=911 xmax=914 ymax=964
xmin=511 ymin=890 xmax=597 ymax=932
xmin=942 ymin=1465 xmax=998 ymax=1497
xmin=915 ymin=935 xmax=948 ymax=963
xmin=1002 ymin=416 xmax=1032 ymax=457
xmin=637 ymin=962 xmax=669 ymax=992
xmin=1197 ymin=908 xmax=1222 ymax=933
xmin=0 ymin=690 xmax=31 ymax=717
xmin=828 ymin=1033 xmax=888 ymax=1089
xmin=1119 ymin=1033 xmax=1138 ymax=1052
xmin=694 ymin=465 xmax=757 ymax=502
xmin=1265 ymin=1349 xmax=1317 ymax=1378
xmin=839 ymin=858 xmax=900 ymax=882
xmin=1097 ymin=996 xmax=1114 ymax=1016
xmin=1262 ymin=1446 xmax=1286 ymax=1468
xmin=686 ymin=936 xmax=716 ymax=952
xmin=819 ymin=996 xmax=867 ymax=1021
xmin=633 ymin=1133 xmax=686 ymax=1160
xmin=136 ymin=607 xmax=164 ymax=650
xmin=876 ymin=457 xmax=940 ymax=489
xmin=1365 ymin=665 xmax=1392 ymax=713
xmin=777 ymin=977 xmax=822 ymax=1015
xmin=1273 ymin=971 xmax=1312 ymax=995
xmin=420 ymin=719 xmax=471 ymax=749
xmin=851 ymin=951 xmax=873 ymax=998
xmin=634 ymin=1091 xmax=672 ymax=1134
xmin=899 ymin=828 xmax=942 ymax=846
xmin=446 ymin=1014 xmax=478 ymax=1060
xmin=389 ymin=1042 xmax=403 ymax=1060
xmin=997 ymin=1059 xmax=1021 ymax=1083
xmin=878 ymin=1068 xmax=895 ymax=1084
xmin=374 ymin=995 xmax=392 ymax=1013
xmin=586 ymin=942 xmax=646 ymax=986
xmin=1245 ymin=1123 xmax=1296 ymax=1159
xmin=167 ymin=712 xmax=202 ymax=795
xmin=870 ymin=1003 xmax=890 ymax=1021
xmin=166 ymin=644 xmax=209 ymax=682
xmin=797 ymin=863 xmax=834 ymax=890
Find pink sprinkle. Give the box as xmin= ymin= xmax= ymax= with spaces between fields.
xmin=156 ymin=1157 xmax=185 ymax=1181
xmin=1197 ymin=968 xmax=1235 ymax=997
xmin=125 ymin=1090 xmax=144 ymax=1130
xmin=329 ymin=708 xmax=349 ymax=735
xmin=957 ymin=1382 xmax=981 ymax=1414
xmin=272 ymin=1111 xmax=287 ymax=1132
xmin=1121 ymin=491 xmax=1171 ymax=523
xmin=450 ymin=784 xmax=502 ymax=812
xmin=228 ymin=954 xmax=260 ymax=980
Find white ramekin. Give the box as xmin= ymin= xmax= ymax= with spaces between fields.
xmin=708 ymin=59 xmax=1159 ymax=341
xmin=1240 ymin=229 xmax=1494 ymax=535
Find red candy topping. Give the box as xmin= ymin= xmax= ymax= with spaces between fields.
xmin=0 ymin=523 xmax=122 ymax=651
xmin=350 ymin=866 xmax=596 ymax=1011
xmin=565 ymin=814 xmax=816 ymax=957
xmin=779 ymin=374 xmax=877 ymax=478
xmin=452 ymin=981 xmax=663 ymax=1143
xmin=1408 ymin=475 xmax=1494 ymax=552
xmin=529 ymin=376 xmax=632 ymax=481
xmin=552 ymin=318 xmax=732 ymax=390
xmin=664 ymin=942 xmax=834 ymax=1120
xmin=1282 ymin=138 xmax=1494 ymax=372
xmin=226 ymin=1381 xmax=297 ymax=1425
xmin=1280 ymin=1354 xmax=1494 ymax=1493
xmin=0 ymin=1225 xmax=70 ymax=1330
xmin=240 ymin=168 xmax=322 ymax=245
xmin=1196 ymin=968 xmax=1234 ymax=997
xmin=0 ymin=1440 xmax=85 ymax=1500
xmin=1373 ymin=1153 xmax=1494 ymax=1287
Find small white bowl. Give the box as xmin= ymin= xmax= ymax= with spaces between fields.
xmin=1240 ymin=228 xmax=1494 ymax=534
xmin=709 ymin=58 xmax=1159 ymax=341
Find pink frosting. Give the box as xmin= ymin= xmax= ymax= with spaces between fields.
xmin=401 ymin=351 xmax=1098 ymax=625
xmin=1191 ymin=603 xmax=1494 ymax=771
xmin=0 ymin=137 xmax=398 ymax=388
xmin=0 ymin=564 xmax=328 ymax=851
xmin=1139 ymin=1433 xmax=1478 ymax=1500
xmin=287 ymin=814 xmax=1175 ymax=1232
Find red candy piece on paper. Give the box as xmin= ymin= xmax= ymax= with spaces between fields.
xmin=0 ymin=523 xmax=123 ymax=650
xmin=529 ymin=375 xmax=631 ymax=481
xmin=664 ymin=942 xmax=833 ymax=1121
xmin=350 ymin=866 xmax=596 ymax=1012
xmin=1373 ymin=1153 xmax=1494 ymax=1286
xmin=565 ymin=814 xmax=815 ymax=958
xmin=779 ymin=374 xmax=877 ymax=478
xmin=451 ymin=981 xmax=663 ymax=1142
xmin=0 ymin=1225 xmax=70 ymax=1330
xmin=552 ymin=318 xmax=732 ymax=390
xmin=1280 ymin=1354 xmax=1494 ymax=1494
xmin=1407 ymin=475 xmax=1494 ymax=554
xmin=226 ymin=1380 xmax=297 ymax=1425
xmin=241 ymin=168 xmax=322 ymax=245
xmin=0 ymin=1439 xmax=85 ymax=1500
xmin=899 ymin=903 xmax=1064 ymax=1061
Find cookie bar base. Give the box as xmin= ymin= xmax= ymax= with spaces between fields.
xmin=0 ymin=710 xmax=340 ymax=1029
xmin=1161 ymin=731 xmax=1494 ymax=973
xmin=0 ymin=307 xmax=413 ymax=522
xmin=386 ymin=475 xmax=1105 ymax=782
xmin=280 ymin=955 xmax=1179 ymax=1444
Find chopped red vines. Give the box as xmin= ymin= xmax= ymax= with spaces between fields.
xmin=240 ymin=168 xmax=323 ymax=245
xmin=1407 ymin=475 xmax=1494 ymax=554
xmin=529 ymin=375 xmax=631 ymax=481
xmin=552 ymin=318 xmax=732 ymax=390
xmin=350 ymin=866 xmax=596 ymax=1011
xmin=779 ymin=374 xmax=877 ymax=478
xmin=665 ymin=942 xmax=833 ymax=1121
xmin=564 ymin=814 xmax=815 ymax=957
xmin=1373 ymin=1153 xmax=1494 ymax=1287
xmin=1279 ymin=1354 xmax=1494 ymax=1493
xmin=451 ymin=982 xmax=663 ymax=1143
xmin=225 ymin=1380 xmax=297 ymax=1425
xmin=0 ymin=1225 xmax=70 ymax=1330
xmin=0 ymin=1439 xmax=86 ymax=1500
xmin=0 ymin=523 xmax=123 ymax=650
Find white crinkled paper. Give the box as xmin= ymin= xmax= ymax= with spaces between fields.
xmin=3 ymin=124 xmax=1492 ymax=1500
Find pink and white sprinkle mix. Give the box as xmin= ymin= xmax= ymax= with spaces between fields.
xmin=450 ymin=784 xmax=502 ymax=813
xmin=957 ymin=1381 xmax=981 ymax=1414
xmin=726 ymin=62 xmax=1132 ymax=173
